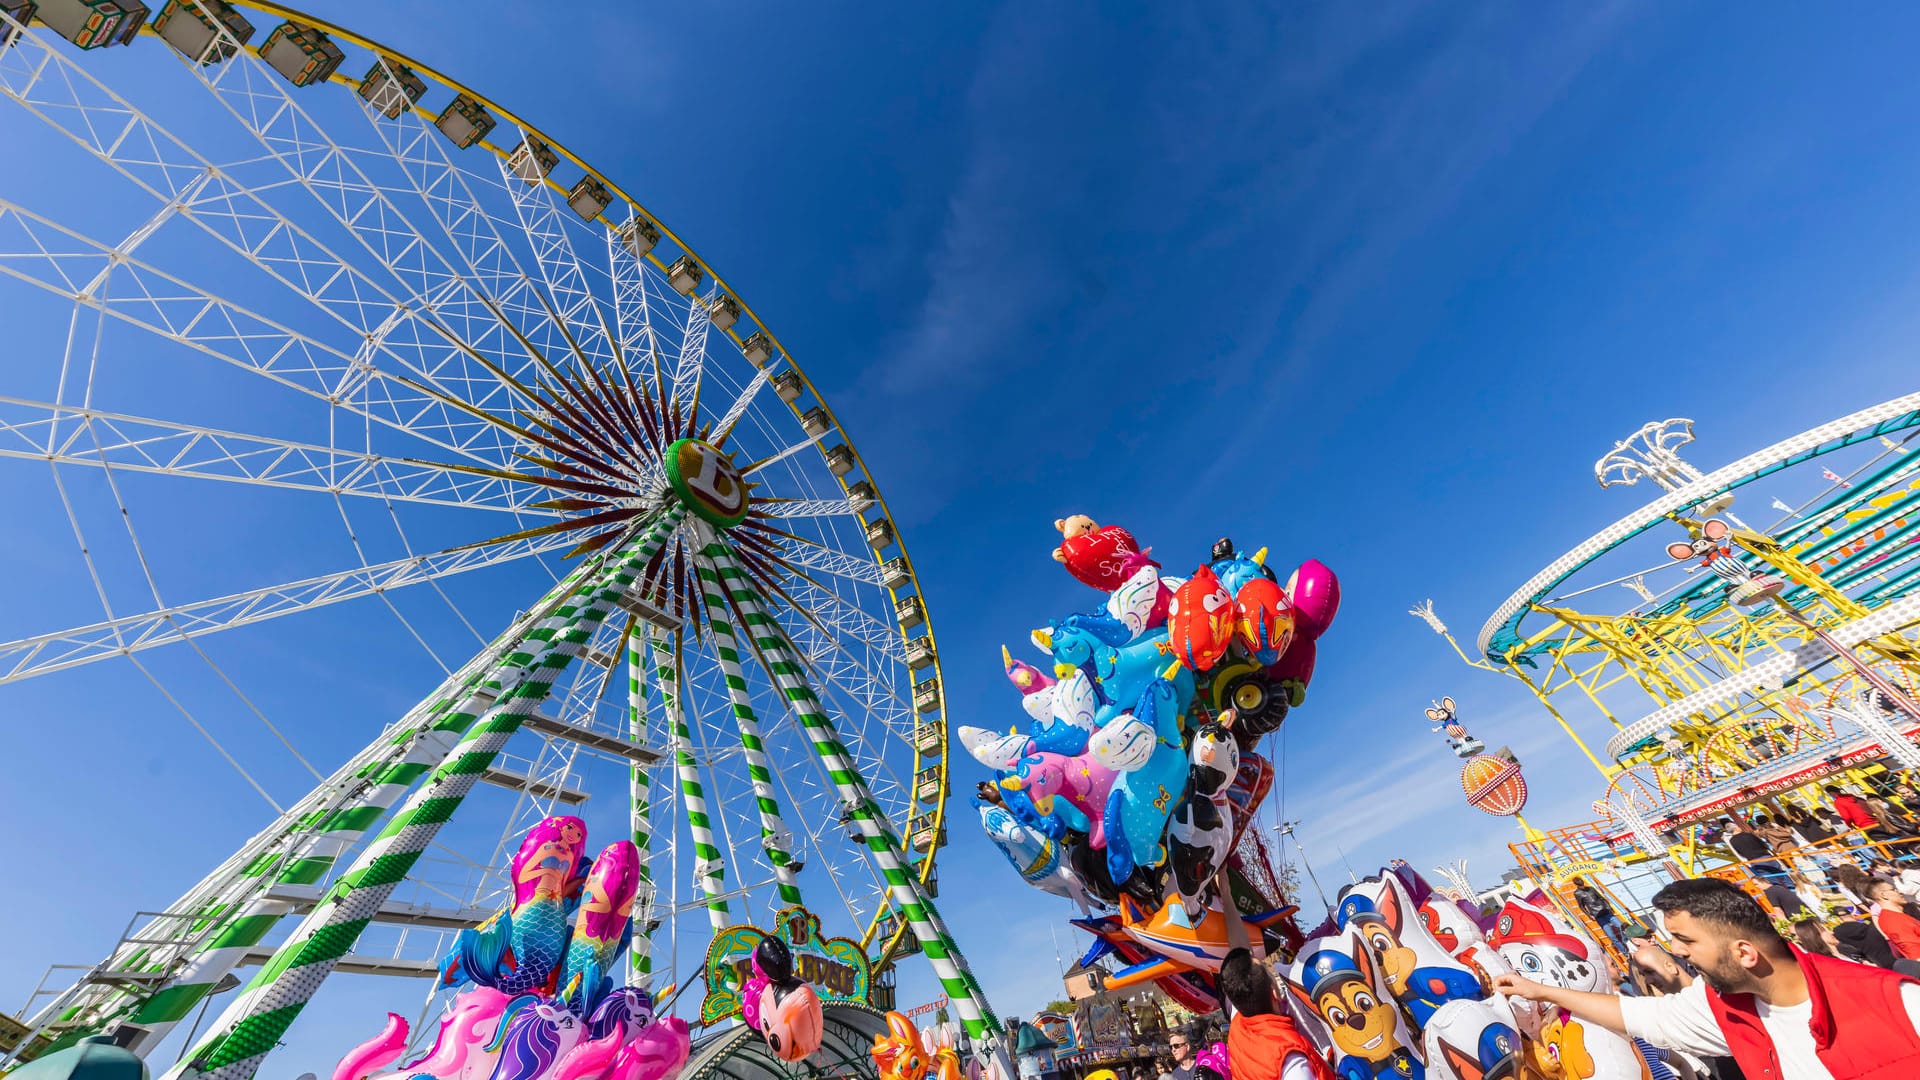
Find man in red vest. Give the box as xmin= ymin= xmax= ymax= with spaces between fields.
xmin=1492 ymin=877 xmax=1920 ymax=1080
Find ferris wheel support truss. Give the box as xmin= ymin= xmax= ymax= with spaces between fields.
xmin=698 ymin=532 xmax=1002 ymax=1047
xmin=166 ymin=507 xmax=688 ymax=1080
xmin=690 ymin=546 xmax=806 ymax=907
xmin=10 ymin=554 xmax=607 ymax=1053
xmin=651 ymin=623 xmax=732 ymax=933
xmin=625 ymin=634 xmax=659 ymax=987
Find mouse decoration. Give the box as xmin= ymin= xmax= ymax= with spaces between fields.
xmin=1665 ymin=518 xmax=1784 ymax=607
xmin=1424 ymin=697 xmax=1485 ymax=759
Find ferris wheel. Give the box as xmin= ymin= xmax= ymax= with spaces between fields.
xmin=0 ymin=4 xmax=996 ymax=1078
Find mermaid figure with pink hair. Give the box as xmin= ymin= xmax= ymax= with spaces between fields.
xmin=442 ymin=816 xmax=588 ymax=997
xmin=558 ymin=841 xmax=640 ymax=1014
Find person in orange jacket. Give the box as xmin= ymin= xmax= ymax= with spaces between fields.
xmin=1219 ymin=948 xmax=1333 ymax=1080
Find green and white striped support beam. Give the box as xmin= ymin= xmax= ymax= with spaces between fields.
xmin=27 ymin=562 xmax=610 ymax=1050
xmin=165 ymin=508 xmax=686 ymax=1080
xmin=691 ymin=541 xmax=804 ymax=907
xmin=117 ymin=563 xmax=610 ymax=1048
xmin=124 ymin=682 xmax=511 ymax=1044
xmin=700 ymin=537 xmax=1006 ymax=1067
xmin=626 ymin=631 xmax=656 ymax=986
xmin=650 ymin=624 xmax=731 ymax=929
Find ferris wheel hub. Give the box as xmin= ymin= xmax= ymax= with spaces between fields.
xmin=664 ymin=438 xmax=750 ymax=527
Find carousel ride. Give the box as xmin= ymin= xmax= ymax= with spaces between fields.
xmin=0 ymin=5 xmax=997 ymax=1080
xmin=1413 ymin=396 xmax=1920 ymax=872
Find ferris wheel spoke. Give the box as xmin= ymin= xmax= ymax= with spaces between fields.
xmin=605 ymin=214 xmax=667 ymax=369
xmin=709 ymin=366 xmax=769 ymax=445
xmin=495 ymin=130 xmax=620 ymax=371
xmin=187 ymin=46 xmax=563 ymax=417
xmin=755 ymin=498 xmax=858 ymax=520
xmin=0 ymin=198 xmax=519 ymax=465
xmin=337 ymin=77 xmax=591 ymax=387
xmin=777 ymin=574 xmax=908 ymax=665
xmin=762 ymin=537 xmax=887 ymax=586
xmin=0 ymin=396 xmax=556 ymax=513
xmin=0 ymin=37 xmax=533 ymax=459
xmin=667 ymin=294 xmax=712 ymax=416
xmin=0 ymin=532 xmax=575 ymax=686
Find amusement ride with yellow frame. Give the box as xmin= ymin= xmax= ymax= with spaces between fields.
xmin=1414 ymin=395 xmax=1920 ymax=878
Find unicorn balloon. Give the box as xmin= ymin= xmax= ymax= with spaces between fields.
xmin=443 ymin=816 xmax=588 ymax=996
xmin=333 ymin=987 xmax=512 ymax=1080
xmin=489 ymin=997 xmax=587 ymax=1080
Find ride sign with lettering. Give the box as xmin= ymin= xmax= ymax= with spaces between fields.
xmin=700 ymin=905 xmax=873 ymax=1025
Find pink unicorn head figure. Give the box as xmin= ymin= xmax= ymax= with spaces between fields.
xmin=512 ymin=815 xmax=588 ymax=907
xmin=608 ymin=1017 xmax=691 ymax=1080
xmin=579 ymin=841 xmax=641 ymax=945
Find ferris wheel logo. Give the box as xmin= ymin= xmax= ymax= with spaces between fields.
xmin=667 ymin=439 xmax=751 ymax=527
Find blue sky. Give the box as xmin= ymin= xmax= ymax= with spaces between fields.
xmin=6 ymin=0 xmax=1920 ymax=1067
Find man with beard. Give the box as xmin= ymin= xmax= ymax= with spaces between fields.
xmin=1492 ymin=878 xmax=1920 ymax=1080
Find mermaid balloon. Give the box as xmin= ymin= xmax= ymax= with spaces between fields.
xmin=559 ymin=841 xmax=640 ymax=1014
xmin=443 ymin=816 xmax=588 ymax=997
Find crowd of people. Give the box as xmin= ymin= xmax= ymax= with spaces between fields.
xmin=1033 ymin=778 xmax=1920 ymax=1080
xmin=1669 ymin=779 xmax=1920 ymax=972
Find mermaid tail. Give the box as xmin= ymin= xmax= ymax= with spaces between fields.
xmin=333 ymin=1013 xmax=408 ymax=1080
xmin=443 ymin=909 xmax=515 ymax=991
xmin=559 ymin=936 xmax=622 ymax=1015
xmin=446 ymin=898 xmax=570 ymax=996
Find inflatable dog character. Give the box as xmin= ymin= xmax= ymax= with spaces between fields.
xmin=1488 ymin=899 xmax=1658 ymax=1080
xmin=1286 ymin=927 xmax=1425 ymax=1080
xmin=1420 ymin=999 xmax=1523 ymax=1080
xmin=1334 ymin=873 xmax=1483 ymax=1027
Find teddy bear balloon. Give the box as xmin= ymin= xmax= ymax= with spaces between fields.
xmin=1051 ymin=515 xmax=1153 ymax=592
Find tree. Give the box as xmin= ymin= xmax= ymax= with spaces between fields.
xmin=1039 ymin=999 xmax=1075 ymax=1017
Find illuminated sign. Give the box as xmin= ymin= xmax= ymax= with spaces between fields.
xmin=700 ymin=905 xmax=872 ymax=1026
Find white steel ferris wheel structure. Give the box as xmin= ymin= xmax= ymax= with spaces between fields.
xmin=0 ymin=4 xmax=996 ymax=1078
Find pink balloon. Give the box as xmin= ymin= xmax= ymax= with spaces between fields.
xmin=553 ymin=1032 xmax=624 ymax=1080
xmin=333 ymin=1013 xmax=408 ymax=1080
xmin=624 ymin=1017 xmax=692 ymax=1080
xmin=1285 ymin=560 xmax=1340 ymax=641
